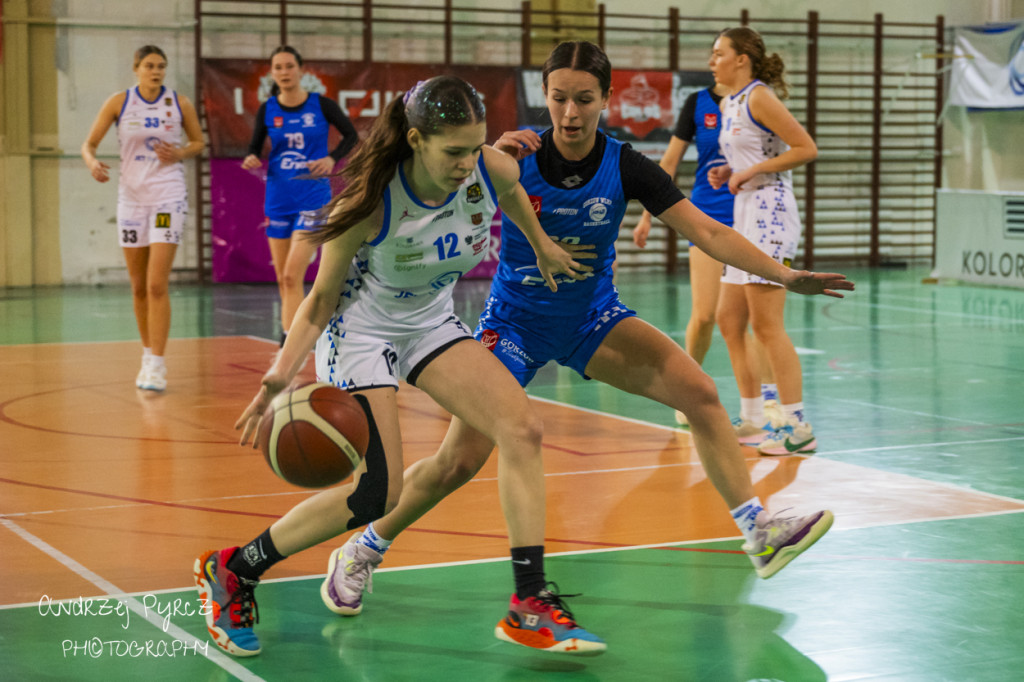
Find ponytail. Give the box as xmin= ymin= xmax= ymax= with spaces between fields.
xmin=313 ymin=95 xmax=412 ymax=244
xmin=720 ymin=27 xmax=790 ymax=100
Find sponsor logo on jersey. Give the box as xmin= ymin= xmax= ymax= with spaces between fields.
xmin=164 ymin=97 xmax=172 ymax=107
xmin=166 ymin=110 xmax=173 ymax=117
xmin=739 ymin=94 xmax=746 ymax=105
xmin=429 ymin=271 xmax=462 ymax=290
xmin=552 ymin=207 xmax=578 ymax=216
xmin=704 ymin=113 xmax=718 ymax=129
xmin=273 ymin=116 xmax=284 ymax=127
xmin=302 ymin=112 xmax=316 ymax=127
xmin=430 ymin=208 xmax=455 ymax=223
xmin=561 ymin=174 xmax=584 ymax=188
xmin=395 ymin=252 xmax=423 ymax=263
xmin=466 ymin=183 xmax=483 ymax=203
xmin=471 ymin=238 xmax=488 ymax=255
xmin=399 ymin=208 xmax=416 ymax=222
xmin=529 ymin=195 xmax=542 ymax=214
xmin=279 ymin=151 xmax=310 ymax=170
xmin=479 ymin=329 xmax=500 ymax=350
xmin=471 ymin=212 xmax=483 ymax=225
xmin=395 ymin=263 xmax=426 ymax=271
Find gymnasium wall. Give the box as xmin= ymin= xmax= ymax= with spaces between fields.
xmin=0 ymin=0 xmax=1015 ymax=286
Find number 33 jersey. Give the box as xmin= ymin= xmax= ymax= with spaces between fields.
xmin=331 ymin=156 xmax=498 ymax=336
xmin=116 ymin=85 xmax=187 ymax=206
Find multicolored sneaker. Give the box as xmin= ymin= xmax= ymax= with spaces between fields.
xmin=757 ymin=420 xmax=817 ymax=455
xmin=320 ymin=533 xmax=383 ymax=616
xmin=732 ymin=417 xmax=774 ymax=445
xmin=193 ymin=548 xmax=261 ymax=657
xmin=744 ymin=509 xmax=834 ymax=579
xmin=494 ymin=583 xmax=606 ymax=655
xmin=763 ymin=399 xmax=786 ymax=428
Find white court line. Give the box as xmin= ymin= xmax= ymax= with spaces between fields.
xmin=831 ymin=396 xmax=995 ymax=425
xmin=0 ymin=518 xmax=264 ymax=682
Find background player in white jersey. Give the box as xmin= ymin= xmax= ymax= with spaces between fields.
xmin=81 ymin=45 xmax=204 ymax=391
xmin=242 ymin=46 xmax=358 ymax=344
xmin=193 ymin=76 xmax=592 ymax=658
xmin=709 ymin=27 xmax=822 ymax=456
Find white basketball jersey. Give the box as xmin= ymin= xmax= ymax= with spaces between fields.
xmin=330 ymin=156 xmax=498 ymax=336
xmin=719 ymin=80 xmax=792 ymax=193
xmin=116 ymin=86 xmax=187 ymax=205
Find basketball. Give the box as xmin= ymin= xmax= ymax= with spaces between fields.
xmin=258 ymin=383 xmax=370 ymax=488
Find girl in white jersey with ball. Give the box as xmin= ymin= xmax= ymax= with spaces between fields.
xmin=81 ymin=45 xmax=205 ymax=391
xmin=194 ymin=76 xmax=591 ymax=658
xmin=709 ymin=28 xmax=821 ymax=455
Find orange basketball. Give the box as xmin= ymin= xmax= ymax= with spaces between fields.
xmin=258 ymin=383 xmax=369 ymax=488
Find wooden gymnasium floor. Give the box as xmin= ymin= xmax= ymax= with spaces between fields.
xmin=1 ymin=267 xmax=1022 ymax=681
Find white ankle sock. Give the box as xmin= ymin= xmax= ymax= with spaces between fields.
xmin=730 ymin=497 xmax=765 ymax=544
xmin=740 ymin=397 xmax=765 ymax=425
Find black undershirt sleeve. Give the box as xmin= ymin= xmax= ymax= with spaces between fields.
xmin=672 ymin=90 xmax=700 ymax=143
xmin=619 ymin=144 xmax=686 ymax=217
xmin=319 ymin=97 xmax=359 ymax=162
xmin=246 ymin=101 xmax=269 ymax=158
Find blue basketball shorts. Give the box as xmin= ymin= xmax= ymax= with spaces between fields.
xmin=474 ymin=292 xmax=637 ymax=387
xmin=265 ymin=210 xmax=320 ymax=240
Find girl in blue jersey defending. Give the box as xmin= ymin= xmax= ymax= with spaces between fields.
xmin=333 ymin=41 xmax=853 ymax=653
xmin=194 ymin=76 xmax=594 ymax=658
xmin=242 ymin=46 xmax=358 ymax=344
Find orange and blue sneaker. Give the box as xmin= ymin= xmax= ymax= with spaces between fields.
xmin=193 ymin=547 xmax=261 ymax=657
xmin=494 ymin=583 xmax=606 ymax=655
xmin=744 ymin=509 xmax=834 ymax=579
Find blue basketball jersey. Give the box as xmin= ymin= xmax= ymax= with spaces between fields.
xmin=689 ymin=89 xmax=734 ymax=225
xmin=264 ymin=93 xmax=332 ymax=216
xmin=489 ymin=133 xmax=626 ymax=313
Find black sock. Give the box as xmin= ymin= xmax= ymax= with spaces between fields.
xmin=227 ymin=527 xmax=286 ymax=581
xmin=511 ymin=545 xmax=546 ymax=600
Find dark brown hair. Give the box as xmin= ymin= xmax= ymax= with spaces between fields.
xmin=133 ymin=45 xmax=167 ymax=69
xmin=313 ymin=75 xmax=486 ymax=244
xmin=721 ymin=27 xmax=789 ymax=99
xmin=542 ymin=41 xmax=612 ymax=95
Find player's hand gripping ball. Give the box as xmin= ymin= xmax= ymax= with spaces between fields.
xmin=258 ymin=383 xmax=369 ymax=488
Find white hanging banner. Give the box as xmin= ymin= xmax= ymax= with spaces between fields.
xmin=949 ymin=22 xmax=1024 ymax=109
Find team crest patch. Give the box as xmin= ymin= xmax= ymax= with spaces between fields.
xmin=466 ymin=183 xmax=483 ymax=203
xmin=479 ymin=329 xmax=499 ymax=350
xmin=704 ymin=113 xmax=718 ymax=129
xmin=471 ymin=213 xmax=483 ymax=225
xmin=273 ymin=116 xmax=284 ymax=127
xmin=165 ymin=98 xmax=172 ymax=106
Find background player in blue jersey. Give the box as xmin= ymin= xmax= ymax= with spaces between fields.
xmin=336 ymin=42 xmax=852 ymax=643
xmin=242 ymin=46 xmax=358 ymax=343
xmin=633 ymin=42 xmax=781 ymax=431
xmin=195 ymin=76 xmax=596 ymax=658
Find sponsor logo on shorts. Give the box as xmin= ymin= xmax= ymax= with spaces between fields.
xmin=154 ymin=212 xmax=171 ymax=229
xmin=479 ymin=329 xmax=499 ymax=350
xmin=466 ymin=183 xmax=483 ymax=203
xmin=499 ymin=338 xmax=533 ymax=366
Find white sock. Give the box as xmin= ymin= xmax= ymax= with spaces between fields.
xmin=740 ymin=396 xmax=765 ymax=425
xmin=358 ymin=522 xmax=392 ymax=554
xmin=782 ymin=402 xmax=805 ymax=424
xmin=149 ymin=355 xmax=165 ymax=369
xmin=142 ymin=347 xmax=152 ymax=359
xmin=762 ymin=383 xmax=778 ymax=402
xmin=730 ymin=497 xmax=765 ymax=544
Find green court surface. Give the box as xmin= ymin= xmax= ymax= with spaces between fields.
xmin=2 ymin=267 xmax=1023 ymax=681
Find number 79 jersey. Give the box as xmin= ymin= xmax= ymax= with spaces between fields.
xmin=331 ymin=156 xmax=498 ymax=336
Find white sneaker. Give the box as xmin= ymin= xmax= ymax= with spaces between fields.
xmin=135 ymin=358 xmax=149 ymax=389
xmin=763 ymin=400 xmax=787 ymax=428
xmin=744 ymin=509 xmax=834 ymax=578
xmin=732 ymin=417 xmax=774 ymax=445
xmin=320 ymin=534 xmax=383 ymax=616
xmin=139 ymin=361 xmax=167 ymax=391
xmin=757 ymin=420 xmax=817 ymax=456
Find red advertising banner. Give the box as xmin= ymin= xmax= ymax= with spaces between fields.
xmin=201 ymin=59 xmax=519 ymax=157
xmin=203 ymin=59 xmax=517 ymax=282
